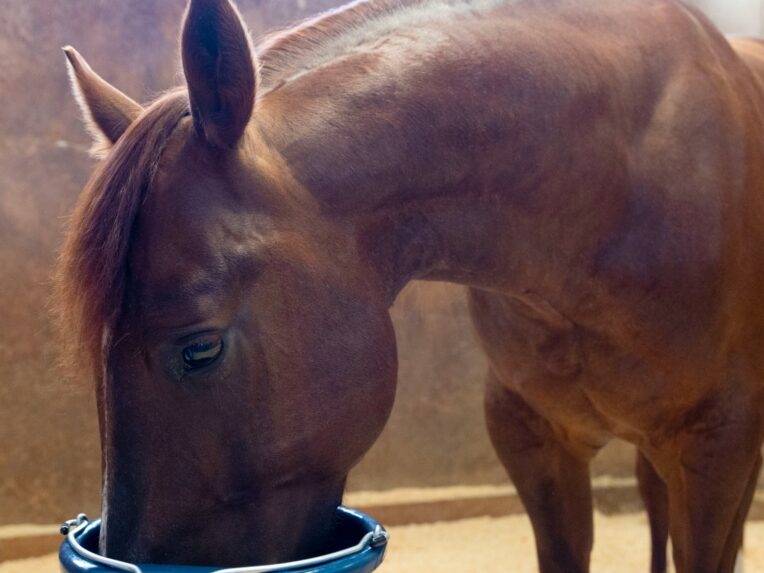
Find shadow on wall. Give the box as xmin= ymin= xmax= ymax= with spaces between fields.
xmin=0 ymin=0 xmax=639 ymax=526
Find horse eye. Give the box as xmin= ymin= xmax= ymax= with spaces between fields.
xmin=182 ymin=335 xmax=224 ymax=371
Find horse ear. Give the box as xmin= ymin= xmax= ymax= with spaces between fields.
xmin=181 ymin=0 xmax=257 ymax=149
xmin=63 ymin=46 xmax=143 ymax=157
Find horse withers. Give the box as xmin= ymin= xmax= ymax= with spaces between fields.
xmin=56 ymin=0 xmax=764 ymax=572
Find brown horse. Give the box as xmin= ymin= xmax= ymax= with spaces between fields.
xmin=56 ymin=0 xmax=764 ymax=571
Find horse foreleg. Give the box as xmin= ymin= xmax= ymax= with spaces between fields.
xmin=485 ymin=371 xmax=594 ymax=573
xmin=637 ymin=450 xmax=670 ymax=573
xmin=720 ymin=453 xmax=760 ymax=573
xmin=657 ymin=410 xmax=762 ymax=573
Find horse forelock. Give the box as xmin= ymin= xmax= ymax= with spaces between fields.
xmin=54 ymin=90 xmax=190 ymax=382
xmin=256 ymin=0 xmax=513 ymax=92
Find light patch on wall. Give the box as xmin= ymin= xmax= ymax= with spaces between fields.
xmin=688 ymin=0 xmax=763 ymax=37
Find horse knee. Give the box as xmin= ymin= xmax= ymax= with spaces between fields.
xmin=484 ymin=374 xmax=550 ymax=456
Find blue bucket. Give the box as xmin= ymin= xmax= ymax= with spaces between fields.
xmin=59 ymin=507 xmax=388 ymax=573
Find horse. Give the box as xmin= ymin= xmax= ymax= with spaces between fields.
xmin=55 ymin=0 xmax=764 ymax=571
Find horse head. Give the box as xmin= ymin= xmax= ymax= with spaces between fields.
xmin=58 ymin=0 xmax=397 ymax=565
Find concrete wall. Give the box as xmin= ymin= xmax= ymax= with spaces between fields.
xmin=0 ymin=0 xmax=750 ymax=526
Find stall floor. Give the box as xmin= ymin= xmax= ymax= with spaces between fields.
xmin=3 ymin=512 xmax=764 ymax=572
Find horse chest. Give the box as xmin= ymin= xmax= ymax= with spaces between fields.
xmin=467 ymin=288 xmax=661 ymax=442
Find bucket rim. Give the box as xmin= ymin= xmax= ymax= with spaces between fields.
xmin=58 ymin=506 xmax=388 ymax=573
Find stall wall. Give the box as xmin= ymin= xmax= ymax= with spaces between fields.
xmin=0 ymin=0 xmax=752 ymax=525
xmin=688 ymin=0 xmax=763 ymax=36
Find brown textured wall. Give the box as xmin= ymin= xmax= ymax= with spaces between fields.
xmin=0 ymin=0 xmax=637 ymax=526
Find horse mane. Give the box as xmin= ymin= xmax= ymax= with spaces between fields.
xmin=256 ymin=0 xmax=505 ymax=92
xmin=256 ymin=0 xmax=410 ymax=89
xmin=53 ymin=90 xmax=189 ymax=379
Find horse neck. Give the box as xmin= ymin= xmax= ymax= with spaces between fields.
xmin=255 ymin=10 xmax=629 ymax=302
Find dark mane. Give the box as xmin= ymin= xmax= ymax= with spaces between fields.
xmin=54 ymin=90 xmax=189 ymax=378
